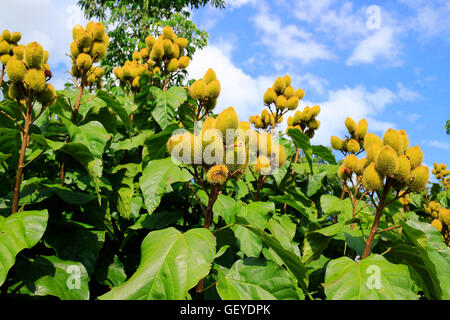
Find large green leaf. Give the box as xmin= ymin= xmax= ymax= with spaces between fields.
xmin=139 ymin=158 xmax=192 ymax=214
xmin=15 ymin=255 xmax=90 ymax=300
xmin=287 ymin=128 xmax=313 ymax=173
xmin=302 ymin=222 xmax=345 ymax=264
xmin=216 ymin=258 xmax=301 ymax=300
xmin=324 ymin=254 xmax=417 ymax=300
xmin=97 ymin=90 xmax=132 ymax=134
xmin=99 ymin=227 xmax=216 ymax=300
xmin=392 ymin=219 xmax=450 ymax=300
xmin=150 ymin=86 xmax=187 ymax=129
xmin=0 ymin=210 xmax=48 ymax=286
xmin=213 ymin=195 xmax=237 ymax=225
xmin=312 ymin=145 xmax=336 ymax=164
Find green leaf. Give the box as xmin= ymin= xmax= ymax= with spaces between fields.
xmin=99 ymin=227 xmax=216 ymax=300
xmin=0 ymin=210 xmax=49 ymax=286
xmin=287 ymin=128 xmax=313 ymax=173
xmin=97 ymin=90 xmax=132 ymax=134
xmin=324 ymin=254 xmax=417 ymax=300
xmin=312 ymin=145 xmax=336 ymax=164
xmin=306 ymin=170 xmax=328 ymax=197
xmin=15 ymin=255 xmax=90 ymax=300
xmin=142 ymin=123 xmax=179 ymax=164
xmin=110 ymin=130 xmax=154 ymax=151
xmin=216 ymin=258 xmax=301 ymax=300
xmin=42 ymin=184 xmax=96 ymax=204
xmin=271 ymin=194 xmax=318 ymax=223
xmin=213 ymin=195 xmax=237 ymax=225
xmin=392 ymin=219 xmax=450 ymax=299
xmin=150 ymin=86 xmax=187 ymax=129
xmin=139 ymin=158 xmax=192 ymax=214
xmin=302 ymin=222 xmax=345 ymax=264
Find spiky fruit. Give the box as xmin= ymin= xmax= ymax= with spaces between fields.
xmin=300 ymin=107 xmax=312 ymax=122
xmin=94 ymin=67 xmax=105 ymax=78
xmin=206 ymin=80 xmax=221 ymax=99
xmin=178 ymin=56 xmax=190 ymax=69
xmin=206 ymin=165 xmax=229 ymax=185
xmin=24 ymin=42 xmax=44 ymax=68
xmin=362 ymin=163 xmax=384 ymax=190
xmin=0 ymin=54 xmax=10 ymax=65
xmin=355 ymin=119 xmax=368 ymax=139
xmin=37 ymin=83 xmax=56 ymax=106
xmin=347 ymin=139 xmax=360 ymax=154
xmin=171 ymin=43 xmax=180 ymax=58
xmin=8 ymin=83 xmax=20 ymax=100
xmin=176 ymin=38 xmax=188 ymax=50
xmin=383 ymin=129 xmax=402 ymax=154
xmin=363 ymin=133 xmax=383 ymax=151
xmin=366 ymin=143 xmax=382 ymax=163
xmin=72 ymin=24 xmax=84 ymax=41
xmin=275 ymin=95 xmax=288 ymax=110
xmin=295 ymin=89 xmax=305 ymax=99
xmin=203 ymin=68 xmax=217 ymax=84
xmin=398 ymin=129 xmax=409 ymax=152
xmin=338 ymin=165 xmax=352 ymax=180
xmin=215 ymin=107 xmax=239 ymax=141
xmin=283 ymin=86 xmax=294 ymax=98
xmin=431 ymin=219 xmax=443 ymax=232
xmin=90 ymin=42 xmax=107 ymax=62
xmin=76 ymin=53 xmax=93 ymax=71
xmin=140 ymin=48 xmax=149 ymax=59
xmin=440 ymin=208 xmax=450 ymax=226
xmin=132 ymin=76 xmax=140 ymax=88
xmin=13 ymin=45 xmax=25 ymax=59
xmin=283 ymin=75 xmax=292 ymax=87
xmin=330 ymin=136 xmax=342 ymax=150
xmin=6 ymin=57 xmax=26 ymax=83
xmin=344 ymin=154 xmax=359 ymax=172
xmin=132 ymin=51 xmax=141 ymax=61
xmin=10 ymin=32 xmax=21 ymax=44
xmin=167 ymin=58 xmax=179 ymax=72
xmin=376 ymin=146 xmax=399 ymax=177
xmin=24 ymin=69 xmax=46 ymax=92
xmin=162 ymin=26 xmax=175 ymax=41
xmin=163 ymin=39 xmax=173 ymax=57
xmin=405 ymin=146 xmax=423 ymax=170
xmin=355 ymin=158 xmax=368 ymax=176
xmin=150 ymin=41 xmax=164 ymax=60
xmin=145 ymin=35 xmax=156 ymax=49
xmin=273 ymin=144 xmax=287 ymax=167
xmin=189 ymin=79 xmax=207 ymax=100
xmin=308 ymin=119 xmax=320 ymax=130
xmin=1 ymin=30 xmax=11 ymax=42
xmin=311 ymin=105 xmax=321 ymax=117
xmin=70 ymin=41 xmax=80 ymax=58
xmin=255 ymin=155 xmax=271 ymax=175
xmin=77 ymin=30 xmax=93 ymax=49
xmin=408 ymin=166 xmax=429 ymax=192
xmin=287 ymin=96 xmax=299 ymax=110
xmin=395 ymin=154 xmax=411 ymax=181
xmin=272 ymin=77 xmax=285 ymax=94
xmin=263 ymin=88 xmax=277 ymax=105
xmin=0 ymin=41 xmax=9 ymax=55
xmin=166 ymin=134 xmax=184 ymax=154
xmin=224 ymin=140 xmax=248 ymax=174
xmin=345 ymin=117 xmax=357 ymax=134
xmin=92 ymin=23 xmax=106 ymax=41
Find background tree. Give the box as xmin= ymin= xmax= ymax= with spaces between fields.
xmin=77 ymin=0 xmax=226 ymax=87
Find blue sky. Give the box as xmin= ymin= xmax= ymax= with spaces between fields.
xmin=1 ymin=0 xmax=449 ymax=168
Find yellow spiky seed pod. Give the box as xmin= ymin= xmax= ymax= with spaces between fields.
xmin=166 ymin=134 xmax=184 ymax=154
xmin=344 ymin=154 xmax=359 ymax=172
xmin=94 ymin=67 xmax=105 ymax=78
xmin=383 ymin=128 xmax=402 ymax=154
xmin=223 ymin=141 xmax=248 ymax=174
xmin=311 ymin=105 xmax=321 ymax=117
xmin=215 ymin=107 xmax=239 ymax=139
xmin=189 ymin=79 xmax=207 ymax=100
xmin=8 ymin=83 xmax=20 ymax=100
xmin=366 ymin=143 xmax=382 ymax=163
xmin=150 ymin=41 xmax=164 ymax=60
xmin=24 ymin=69 xmax=46 ymax=92
xmin=440 ymin=208 xmax=450 ymax=226
xmin=76 ymin=53 xmax=93 ymax=72
xmin=131 ymin=76 xmax=140 ymax=88
xmin=431 ymin=219 xmax=443 ymax=232
xmin=294 ymin=88 xmax=305 ymax=100
xmin=408 ymin=165 xmax=429 ymax=192
xmin=355 ymin=119 xmax=368 ymax=139
xmin=113 ymin=67 xmax=123 ymax=80
xmin=395 ymin=154 xmax=411 ymax=182
xmin=0 ymin=54 xmax=10 ymax=66
xmin=77 ymin=30 xmax=93 ymax=49
xmin=92 ymin=23 xmax=106 ymax=41
xmin=13 ymin=45 xmax=25 ymax=59
xmin=283 ymin=86 xmax=294 ymax=99
xmin=6 ymin=57 xmax=26 ymax=83
xmin=300 ymin=107 xmax=312 ymax=122
xmin=255 ymin=155 xmax=271 ymax=175
xmin=272 ymin=77 xmax=285 ymax=94
xmin=72 ymin=65 xmax=81 ymax=78
xmin=345 ymin=117 xmax=357 ymax=134
xmin=167 ymin=58 xmax=179 ymax=72
xmin=308 ymin=119 xmax=320 ymax=130
xmin=283 ymin=75 xmax=292 ymax=86
xmin=273 ymin=144 xmax=287 ymax=167
xmin=330 ymin=136 xmax=342 ymax=150
xmin=397 ymin=129 xmax=409 ymax=152
xmin=72 ymin=24 xmax=84 ymax=41
xmin=70 ymin=41 xmax=80 ymax=58
xmin=376 ymin=146 xmax=399 ymax=177
xmin=287 ymin=116 xmax=294 ymax=127
xmin=257 ymin=132 xmax=274 ymax=156
xmin=206 ymin=165 xmax=229 ymax=185
xmin=132 ymin=51 xmax=141 ymax=61
xmin=203 ymin=68 xmax=217 ymax=84
xmin=362 ymin=162 xmax=384 ymax=190
xmin=163 ymin=39 xmax=173 ymax=57
xmin=338 ymin=165 xmax=352 ymax=180
xmin=405 ymin=146 xmax=423 ymax=170
xmin=239 ymin=121 xmax=251 ymax=131
xmin=140 ymin=48 xmax=149 ymax=60
xmin=363 ymin=133 xmax=383 ymax=151
xmin=153 ymin=67 xmax=161 ymax=75
xmin=287 ymin=96 xmax=300 ymax=110
xmin=87 ymin=72 xmax=96 ymax=84
xmin=206 ymin=80 xmax=221 ymax=99
xmin=176 ymin=38 xmax=188 ymax=50
xmin=178 ymin=56 xmax=190 ymax=69
xmin=355 ymin=158 xmax=368 ymax=176
xmin=10 ymin=32 xmax=21 ymax=44
xmin=145 ymin=35 xmax=156 ymax=49
xmin=171 ymin=43 xmax=180 ymax=58
xmin=263 ymin=88 xmax=277 ymax=105
xmin=275 ymin=95 xmax=288 ymax=110
xmin=2 ymin=30 xmax=11 ymax=42
xmin=162 ymin=26 xmax=175 ymax=41
xmin=90 ymin=42 xmax=107 ymax=62
xmin=347 ymin=139 xmax=360 ymax=154
xmin=24 ymin=42 xmax=44 ymax=68
xmin=37 ymin=83 xmax=56 ymax=106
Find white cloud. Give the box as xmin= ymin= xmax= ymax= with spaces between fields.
xmin=396 ymin=82 xmax=421 ymax=102
xmin=346 ymin=27 xmax=400 ymax=66
xmin=421 ymin=140 xmax=450 ymax=150
xmin=227 ymin=0 xmax=257 ymax=8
